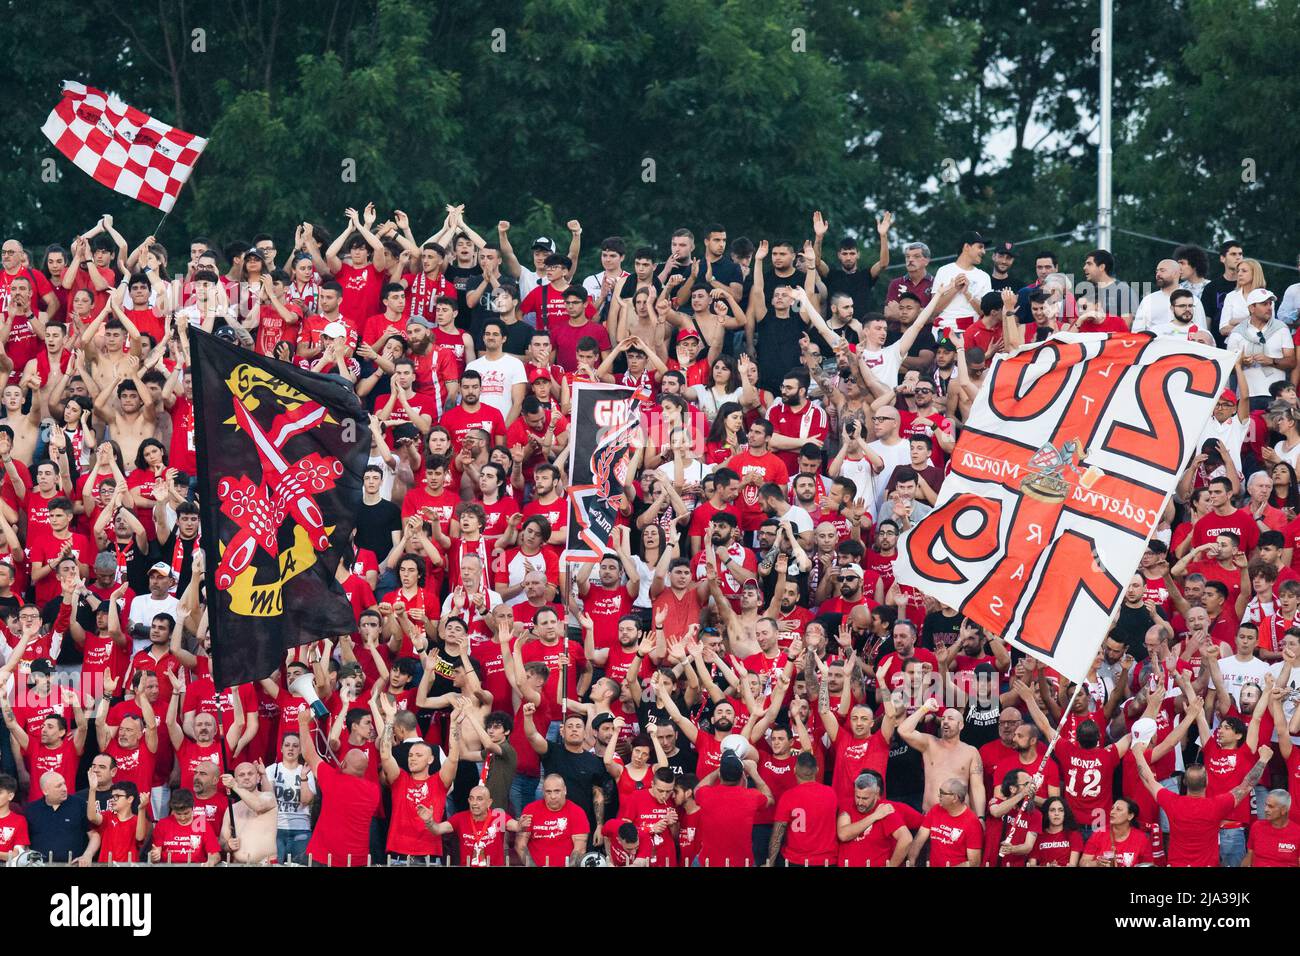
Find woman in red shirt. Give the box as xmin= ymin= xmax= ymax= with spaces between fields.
xmin=1028 ymin=796 xmax=1083 ymax=866
xmin=704 ymin=403 xmax=747 ymax=466
xmin=605 ymin=729 xmax=661 ymax=800
xmin=125 ymin=438 xmax=170 ymax=543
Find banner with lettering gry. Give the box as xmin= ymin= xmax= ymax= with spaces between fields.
xmin=564 ymin=382 xmax=639 ymax=563
xmin=893 ymin=331 xmax=1236 ymax=683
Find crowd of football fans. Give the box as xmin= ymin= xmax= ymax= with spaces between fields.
xmin=0 ymin=205 xmax=1298 ymax=867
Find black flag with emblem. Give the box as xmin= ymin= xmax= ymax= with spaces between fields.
xmin=190 ymin=330 xmax=368 ymax=687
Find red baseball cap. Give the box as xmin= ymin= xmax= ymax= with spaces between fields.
xmin=676 ymin=327 xmax=701 ymax=343
xmin=528 ymin=366 xmax=554 ymax=385
xmin=1219 ymin=389 xmax=1236 ymax=403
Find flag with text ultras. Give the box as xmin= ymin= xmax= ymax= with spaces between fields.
xmin=190 ymin=330 xmax=368 ymax=688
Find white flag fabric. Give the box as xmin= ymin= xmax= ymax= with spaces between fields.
xmin=893 ymin=331 xmax=1236 ymax=684
xmin=42 ymin=81 xmax=206 ymax=213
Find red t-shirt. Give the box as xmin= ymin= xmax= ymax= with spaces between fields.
xmin=921 ymin=805 xmax=983 ymax=867
xmin=388 ymin=770 xmax=449 ymax=857
xmin=1200 ymin=738 xmax=1257 ymax=827
xmin=439 ymin=402 xmax=506 ymax=451
xmin=103 ymin=739 xmax=157 ymax=797
xmin=0 ymin=810 xmax=31 ymax=856
xmin=837 ymin=801 xmax=908 ymax=867
xmin=334 ymin=263 xmax=384 ymax=325
xmin=96 ymin=811 xmax=142 ymax=863
xmin=985 ymin=806 xmax=1041 ymax=868
xmin=521 ymin=799 xmax=589 ymax=867
xmin=1082 ymin=826 xmax=1153 ymax=866
xmin=549 ymin=318 xmax=608 ymax=371
xmin=619 ymin=790 xmax=680 ymax=867
xmin=1247 ymin=818 xmax=1300 ymax=867
xmin=152 ymin=813 xmax=220 ymax=863
xmin=1054 ymin=740 xmax=1121 ymax=832
xmin=255 ymin=302 xmax=302 ymax=356
xmin=582 ymin=583 xmax=633 ymax=652
xmin=449 ymin=808 xmax=512 ymax=867
xmin=28 ymin=532 xmax=95 ymax=605
xmin=1156 ymin=788 xmax=1237 ymax=866
xmin=306 ymin=763 xmax=381 ymax=866
xmin=774 ymin=781 xmax=839 ymax=865
xmin=727 ymin=451 xmax=790 ymax=532
xmin=767 ymin=400 xmax=829 ymax=471
xmin=169 ymin=395 xmax=196 ymax=474
xmin=694 ymin=783 xmax=769 ymax=867
xmin=23 ymin=738 xmax=80 ymax=801
xmin=1190 ymin=509 xmax=1260 ymax=555
xmin=830 ymin=730 xmax=890 ymax=803
xmin=754 ymin=751 xmax=799 ymax=826
xmin=1029 ymin=828 xmax=1082 ymax=867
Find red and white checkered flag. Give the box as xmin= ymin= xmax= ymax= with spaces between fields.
xmin=41 ymin=81 xmax=207 ymax=213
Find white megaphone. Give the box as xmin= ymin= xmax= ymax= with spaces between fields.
xmin=290 ymin=673 xmax=329 ymax=720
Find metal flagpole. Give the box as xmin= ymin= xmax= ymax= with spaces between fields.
xmin=1097 ymin=0 xmax=1114 ymax=248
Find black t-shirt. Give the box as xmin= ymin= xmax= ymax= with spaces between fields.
xmin=662 ymin=743 xmax=698 ymax=778
xmin=540 ymin=741 xmax=611 ymax=828
xmin=1111 ymin=604 xmax=1156 ymax=660
xmin=108 ymin=537 xmax=155 ymax=597
xmin=445 ymin=264 xmax=484 ymax=327
xmin=884 ymin=735 xmax=925 ymax=812
xmin=825 ymin=267 xmax=875 ymax=317
xmin=159 ymin=530 xmax=197 ymax=595
xmin=761 ymin=268 xmax=807 ymax=310
xmin=921 ymin=610 xmax=963 ymax=652
xmin=470 ymin=312 xmax=533 ymax=357
xmin=754 ymin=310 xmax=807 ymax=394
xmin=990 ymin=273 xmax=1017 ymax=292
xmin=695 ymin=257 xmax=744 ymax=293
xmin=355 ymin=499 xmax=401 ymax=559
xmin=24 ymin=794 xmax=90 ymax=861
xmin=961 ymin=697 xmax=1003 ymax=749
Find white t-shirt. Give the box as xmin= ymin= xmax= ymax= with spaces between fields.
xmin=775 ymin=504 xmax=815 ymax=535
xmin=1267 ymin=660 xmax=1300 ymax=744
xmin=866 ymin=438 xmax=912 ymax=515
xmin=1132 ymin=290 xmax=1207 ymax=335
xmin=1228 ymin=320 xmax=1294 ymax=397
xmin=1218 ymin=289 xmax=1251 ymax=337
xmin=265 ymin=762 xmax=314 ymax=832
xmin=1195 ymin=414 xmax=1248 ymax=472
xmin=836 ymin=457 xmax=878 ymax=520
xmin=126 ymin=593 xmax=182 ymax=654
xmin=932 ymin=263 xmax=991 ymax=328
xmin=1209 ymin=655 xmax=1271 ymax=711
xmin=856 ymin=341 xmax=903 ymax=390
xmin=467 ymin=353 xmax=528 ymax=419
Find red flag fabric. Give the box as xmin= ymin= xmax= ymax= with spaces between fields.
xmin=41 ymin=80 xmax=206 ymax=213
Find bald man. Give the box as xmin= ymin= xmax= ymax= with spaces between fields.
xmin=1133 ymin=259 xmax=1208 ymax=335
xmin=26 ymin=770 xmax=98 ymax=865
xmin=898 ymin=699 xmax=986 ymax=816
xmin=221 ymin=761 xmax=278 ymax=863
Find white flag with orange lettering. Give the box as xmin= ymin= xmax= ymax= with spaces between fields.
xmin=893 ymin=331 xmax=1236 ymax=683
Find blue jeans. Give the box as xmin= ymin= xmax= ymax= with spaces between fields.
xmin=1219 ymin=827 xmax=1246 ymax=867
xmin=510 ymin=774 xmax=541 ymax=816
xmin=277 ymin=830 xmax=310 ymax=864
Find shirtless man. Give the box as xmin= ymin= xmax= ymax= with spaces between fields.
xmin=898 ymin=699 xmax=986 ymax=816
xmin=0 ymin=377 xmax=46 ymax=464
xmin=220 ymin=762 xmax=278 ymax=864
xmin=92 ymin=355 xmax=157 ymax=466
xmin=80 ymin=299 xmax=142 ymax=400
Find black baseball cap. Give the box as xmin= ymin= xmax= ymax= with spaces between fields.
xmin=961 ymin=231 xmax=987 ymax=246
xmin=992 ymin=241 xmax=1015 ymax=256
